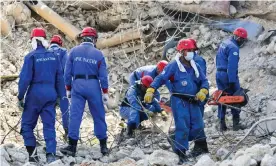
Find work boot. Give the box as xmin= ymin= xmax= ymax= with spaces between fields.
xmin=26 ymin=146 xmax=39 ymax=163
xmin=233 ymin=116 xmax=246 ymax=131
xmin=176 ymin=150 xmax=188 ymax=165
xmin=46 ymin=153 xmax=56 ymax=164
xmin=220 ymin=118 xmax=227 ymax=132
xmin=60 ymin=137 xmax=77 ymax=157
xmin=190 ymin=139 xmax=209 ymax=157
xmin=127 ymin=123 xmax=136 ymax=138
xmin=99 ymin=138 xmax=108 ymax=155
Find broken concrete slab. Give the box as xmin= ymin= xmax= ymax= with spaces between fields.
xmin=209 ymin=19 xmax=264 ymax=41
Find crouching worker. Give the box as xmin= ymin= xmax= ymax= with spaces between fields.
xmin=61 ymin=27 xmax=109 ymax=157
xmin=120 ymin=76 xmax=168 ymax=137
xmin=144 ymin=39 xmax=209 ymax=164
xmin=129 ymin=60 xmax=171 ymax=100
xmin=18 ymin=28 xmax=63 ymax=164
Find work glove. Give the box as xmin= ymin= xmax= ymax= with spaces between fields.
xmin=144 ymin=88 xmax=155 ymax=103
xmin=17 ymin=99 xmax=24 ymax=110
xmin=144 ymin=109 xmax=154 ymax=118
xmin=102 ymin=93 xmax=109 ymax=105
xmin=161 ymin=110 xmax=168 ymax=121
xmin=119 ymin=119 xmax=127 ymax=128
xmin=66 ymin=90 xmax=71 ymax=103
xmin=196 ymin=88 xmax=208 ymax=102
xmin=228 ymin=83 xmax=236 ymax=91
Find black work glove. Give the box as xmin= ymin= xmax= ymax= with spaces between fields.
xmin=228 ymin=83 xmax=236 ymax=91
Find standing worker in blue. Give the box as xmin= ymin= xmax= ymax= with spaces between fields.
xmin=61 ymin=27 xmax=109 ymax=157
xmin=129 ymin=60 xmax=171 ymax=100
xmin=48 ymin=35 xmax=69 ymax=138
xmin=216 ymin=27 xmax=248 ymax=132
xmin=144 ymin=39 xmax=209 ymax=164
xmin=120 ymin=76 xmax=168 ymax=137
xmin=189 ymin=38 xmax=207 ymax=117
xmin=17 ymin=28 xmax=63 ymax=164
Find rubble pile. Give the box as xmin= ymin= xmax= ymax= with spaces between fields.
xmin=1 ymin=1 xmax=276 ymax=166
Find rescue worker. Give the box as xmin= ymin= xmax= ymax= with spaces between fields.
xmin=216 ymin=27 xmax=248 ymax=132
xmin=129 ymin=60 xmax=171 ymax=100
xmin=18 ymin=28 xmax=63 ymax=163
xmin=61 ymin=27 xmax=109 ymax=157
xmin=189 ymin=38 xmax=207 ymax=116
xmin=144 ymin=39 xmax=209 ymax=164
xmin=48 ymin=35 xmax=69 ymax=137
xmin=120 ymin=76 xmax=167 ymax=137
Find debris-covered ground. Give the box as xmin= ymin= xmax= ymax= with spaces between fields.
xmin=1 ymin=1 xmax=276 ymax=166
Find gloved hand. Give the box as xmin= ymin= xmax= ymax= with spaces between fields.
xmin=196 ymin=88 xmax=208 ymax=102
xmin=228 ymin=83 xmax=236 ymax=91
xmin=119 ymin=119 xmax=127 ymax=128
xmin=102 ymin=93 xmax=109 ymax=105
xmin=144 ymin=88 xmax=155 ymax=103
xmin=161 ymin=110 xmax=168 ymax=121
xmin=17 ymin=99 xmax=24 ymax=110
xmin=144 ymin=109 xmax=154 ymax=117
xmin=66 ymin=90 xmax=71 ymax=103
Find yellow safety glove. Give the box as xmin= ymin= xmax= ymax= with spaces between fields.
xmin=161 ymin=110 xmax=168 ymax=121
xmin=144 ymin=88 xmax=155 ymax=103
xmin=119 ymin=120 xmax=127 ymax=128
xmin=196 ymin=88 xmax=208 ymax=102
xmin=144 ymin=109 xmax=154 ymax=117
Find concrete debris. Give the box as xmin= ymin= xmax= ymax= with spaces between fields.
xmin=115 ymin=148 xmax=130 ymax=160
xmin=230 ymin=5 xmax=237 ymax=15
xmin=5 ymin=2 xmax=31 ymax=27
xmin=244 ymin=144 xmax=273 ymax=162
xmin=194 ymin=155 xmax=215 ymax=166
xmin=216 ymin=148 xmax=229 ymax=160
xmin=6 ymin=147 xmax=28 ymax=163
xmin=232 ymin=155 xmax=252 ymax=166
xmin=148 ymin=150 xmax=178 ymax=166
xmin=261 ymin=154 xmax=276 ymax=166
xmin=130 ymin=147 xmax=145 ymax=161
xmin=46 ymin=159 xmax=65 ymax=166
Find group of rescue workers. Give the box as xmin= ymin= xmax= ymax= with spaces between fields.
xmin=17 ymin=25 xmax=248 ymax=164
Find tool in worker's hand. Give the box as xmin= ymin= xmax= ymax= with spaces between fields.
xmin=159 ymin=97 xmax=172 ymax=113
xmin=208 ymin=88 xmax=249 ymax=108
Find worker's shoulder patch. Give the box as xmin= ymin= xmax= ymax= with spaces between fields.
xmin=233 ymin=52 xmax=238 ymax=56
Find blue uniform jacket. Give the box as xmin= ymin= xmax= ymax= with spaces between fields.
xmin=18 ymin=45 xmax=63 ymax=100
xmin=194 ymin=53 xmax=207 ymax=76
xmin=132 ymin=65 xmax=172 ymax=92
xmin=123 ymin=84 xmax=161 ymax=112
xmin=64 ymin=42 xmax=108 ymax=91
xmin=48 ymin=44 xmax=68 ymax=73
xmin=151 ymin=60 xmax=209 ymax=95
xmin=216 ymin=38 xmax=240 ymax=83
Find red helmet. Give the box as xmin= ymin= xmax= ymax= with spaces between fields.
xmin=188 ymin=38 xmax=198 ymax=50
xmin=176 ymin=39 xmax=196 ymax=52
xmin=50 ymin=35 xmax=63 ymax=46
xmin=31 ymin=28 xmax=46 ymax=39
xmin=81 ymin=27 xmax=98 ymax=38
xmin=141 ymin=75 xmax=153 ymax=88
xmin=233 ymin=27 xmax=248 ymax=39
xmin=157 ymin=60 xmax=168 ymax=73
